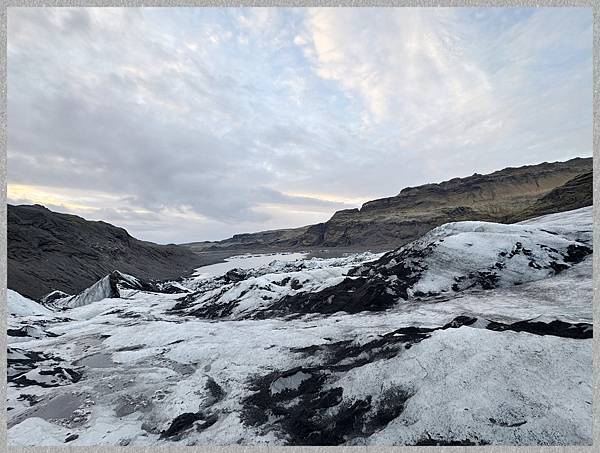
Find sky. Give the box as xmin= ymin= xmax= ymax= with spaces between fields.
xmin=7 ymin=7 xmax=592 ymax=244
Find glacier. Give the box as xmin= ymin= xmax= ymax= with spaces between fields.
xmin=5 ymin=207 xmax=593 ymax=446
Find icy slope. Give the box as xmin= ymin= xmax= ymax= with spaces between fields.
xmin=8 ymin=290 xmax=53 ymax=317
xmin=7 ymin=290 xmax=70 ymax=345
xmin=518 ymin=205 xmax=592 ymax=244
xmin=171 ymin=252 xmax=382 ymax=319
xmin=172 ymin=212 xmax=591 ymax=320
xmin=351 ymin=219 xmax=591 ymax=297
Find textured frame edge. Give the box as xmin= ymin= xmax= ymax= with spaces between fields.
xmin=0 ymin=1 xmax=596 ymax=452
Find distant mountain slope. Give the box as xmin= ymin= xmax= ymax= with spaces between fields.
xmin=516 ymin=170 xmax=592 ymax=220
xmin=186 ymin=157 xmax=592 ymax=252
xmin=8 ymin=205 xmax=204 ymax=299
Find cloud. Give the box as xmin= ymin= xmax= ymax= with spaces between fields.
xmin=7 ymin=7 xmax=592 ymax=243
xmin=303 ymin=8 xmax=493 ymax=125
xmin=299 ymin=8 xmax=591 ymax=174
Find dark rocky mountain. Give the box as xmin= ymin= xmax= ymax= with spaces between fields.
xmin=185 ymin=157 xmax=592 ymax=253
xmin=7 ymin=205 xmax=206 ymax=299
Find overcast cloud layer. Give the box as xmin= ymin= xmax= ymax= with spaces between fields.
xmin=7 ymin=7 xmax=592 ymax=243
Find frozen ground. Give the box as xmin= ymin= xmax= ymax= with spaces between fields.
xmin=6 ymin=207 xmax=593 ymax=446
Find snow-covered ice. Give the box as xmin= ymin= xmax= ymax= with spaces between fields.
xmin=6 ymin=207 xmax=593 ymax=446
xmin=192 ymin=252 xmax=308 ymax=279
xmin=8 ymin=290 xmax=53 ymax=317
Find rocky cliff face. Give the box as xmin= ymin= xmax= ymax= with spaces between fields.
xmin=8 ymin=205 xmax=205 ymax=299
xmin=307 ymin=157 xmax=592 ymax=248
xmin=189 ymin=157 xmax=592 ymax=252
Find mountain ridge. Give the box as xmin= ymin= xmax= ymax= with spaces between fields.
xmin=7 ymin=204 xmax=206 ymax=299
xmin=184 ymin=157 xmax=593 ymax=251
